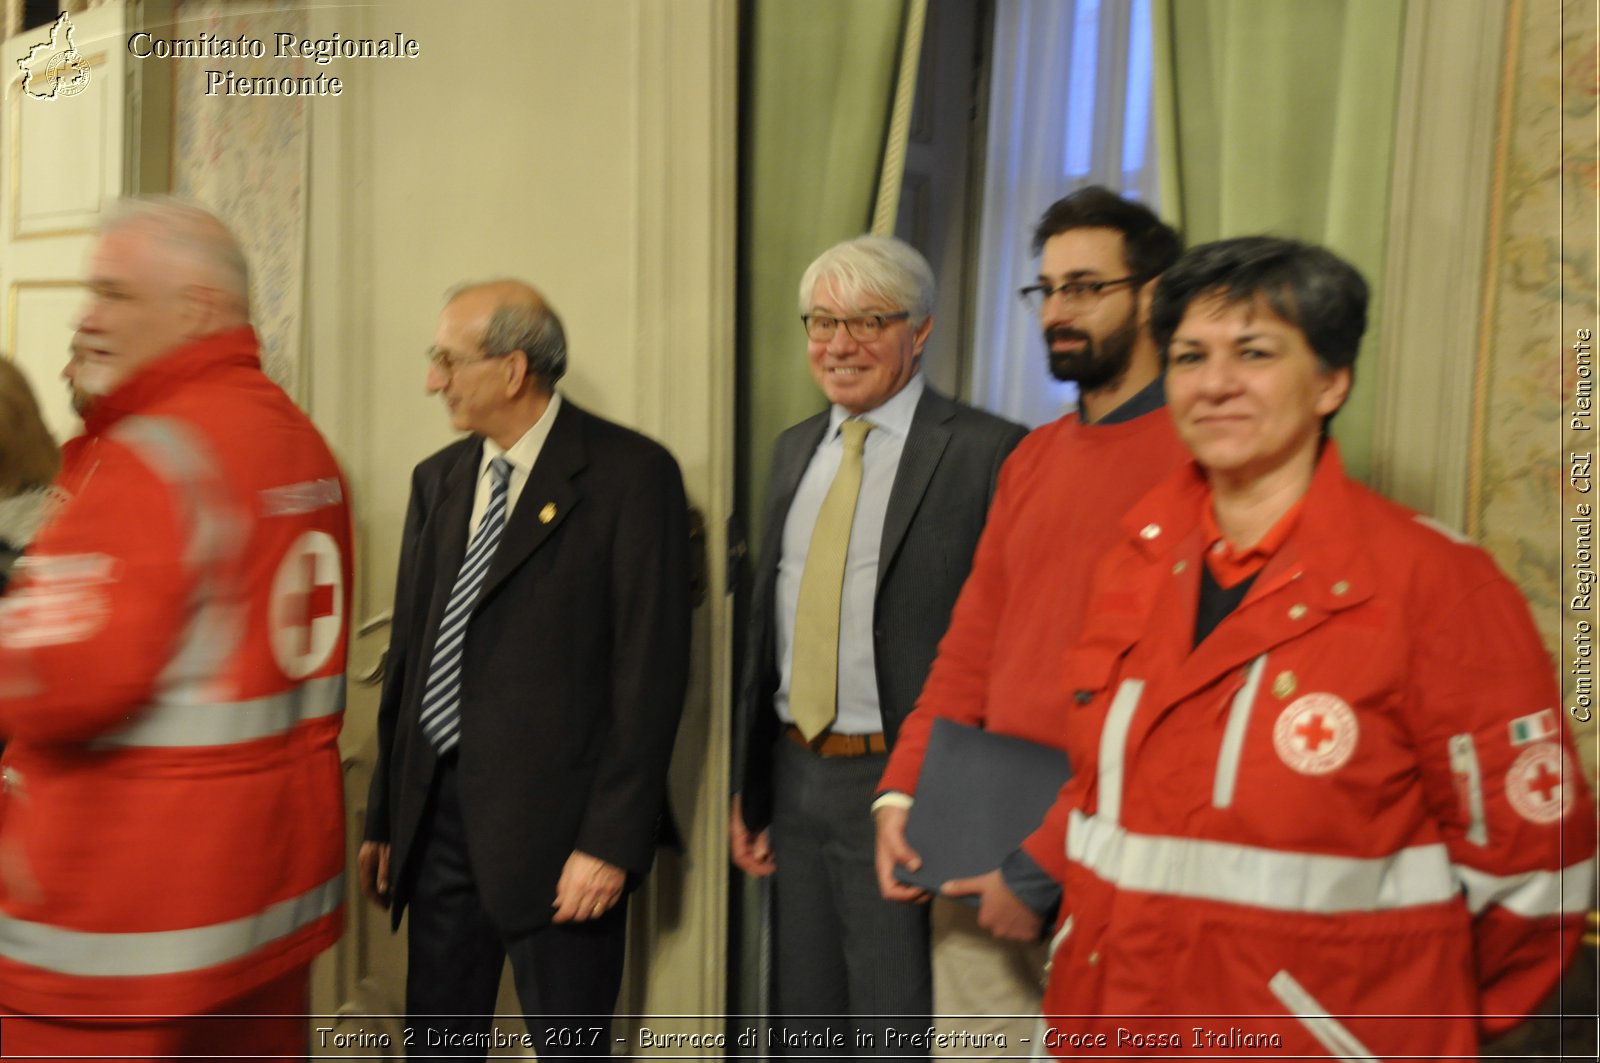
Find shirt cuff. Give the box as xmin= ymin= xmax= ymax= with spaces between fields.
xmin=1000 ymin=848 xmax=1061 ymax=918
xmin=871 ymin=790 xmax=914 ymax=813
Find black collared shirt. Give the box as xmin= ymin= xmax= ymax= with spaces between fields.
xmin=1090 ymin=375 xmax=1167 ymax=426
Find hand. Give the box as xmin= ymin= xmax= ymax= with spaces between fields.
xmin=551 ymin=850 xmax=626 ymax=923
xmin=728 ymin=794 xmax=776 ymax=878
xmin=873 ymin=804 xmax=930 ymax=903
xmin=941 ymin=869 xmax=1043 ymax=941
xmin=357 ymin=841 xmax=391 ymax=909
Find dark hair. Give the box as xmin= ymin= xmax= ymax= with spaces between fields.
xmin=0 ymin=358 xmax=60 ymax=495
xmin=1031 ymin=185 xmax=1183 ymax=281
xmin=1149 ymin=236 xmax=1369 ymax=374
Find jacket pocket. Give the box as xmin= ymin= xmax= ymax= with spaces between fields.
xmin=1268 ymin=968 xmax=1379 ymax=1062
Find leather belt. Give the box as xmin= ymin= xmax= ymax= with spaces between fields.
xmin=785 ymin=725 xmax=887 ymax=758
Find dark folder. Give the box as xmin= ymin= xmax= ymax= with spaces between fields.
xmin=895 ymin=718 xmax=1072 ymax=903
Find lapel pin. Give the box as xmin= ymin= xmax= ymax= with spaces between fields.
xmin=539 ymin=502 xmax=557 ymax=525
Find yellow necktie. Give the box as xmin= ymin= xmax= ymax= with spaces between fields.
xmin=790 ymin=419 xmax=873 ymax=741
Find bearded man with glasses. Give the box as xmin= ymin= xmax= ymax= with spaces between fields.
xmin=732 ymin=235 xmax=1025 ymax=1056
xmin=871 ymin=186 xmax=1190 ymax=1053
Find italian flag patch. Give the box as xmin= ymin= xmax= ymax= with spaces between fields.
xmin=1507 ymin=708 xmax=1558 ymax=747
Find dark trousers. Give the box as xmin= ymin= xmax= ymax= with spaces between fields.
xmin=769 ymin=737 xmax=932 ymax=1060
xmin=404 ymin=757 xmax=627 ymax=1060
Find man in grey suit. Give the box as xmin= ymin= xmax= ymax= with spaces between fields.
xmin=730 ymin=236 xmax=1026 ymax=1055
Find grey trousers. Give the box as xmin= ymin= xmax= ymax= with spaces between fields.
xmin=769 ymin=736 xmax=932 ymax=1060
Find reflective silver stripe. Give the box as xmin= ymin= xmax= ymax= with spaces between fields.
xmin=1066 ymin=810 xmax=1458 ymax=913
xmin=1096 ymin=679 xmax=1144 ymax=827
xmin=1214 ymin=655 xmax=1266 ymax=809
xmin=111 ymin=417 xmax=243 ymax=579
xmin=111 ymin=417 xmax=248 ymax=706
xmin=0 ymin=871 xmax=342 ymax=978
xmin=1447 ymin=734 xmax=1488 ymax=846
xmin=92 ymin=674 xmax=345 ymax=749
xmin=1455 ymin=856 xmax=1597 ymax=918
xmin=1446 ymin=730 xmax=1491 ymax=845
xmin=1268 ymin=969 xmax=1379 ymax=1062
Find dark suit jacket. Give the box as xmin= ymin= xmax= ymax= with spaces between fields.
xmin=366 ymin=398 xmax=691 ymax=937
xmin=736 ymin=384 xmax=1026 ymax=831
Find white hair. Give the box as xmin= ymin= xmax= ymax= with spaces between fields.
xmin=102 ymin=197 xmax=251 ymax=316
xmin=797 ymin=235 xmax=936 ymax=325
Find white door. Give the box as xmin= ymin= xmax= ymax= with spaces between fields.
xmin=0 ymin=0 xmax=171 ymax=440
xmin=299 ymin=2 xmax=736 ymax=1056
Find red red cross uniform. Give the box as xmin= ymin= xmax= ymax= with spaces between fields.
xmin=1021 ymin=445 xmax=1595 ymax=1060
xmin=0 ymin=328 xmax=352 ymax=1054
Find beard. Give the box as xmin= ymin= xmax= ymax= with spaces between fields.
xmin=1045 ymin=309 xmax=1138 ymax=392
xmin=68 ymin=386 xmax=94 ymax=418
xmin=65 ymin=354 xmax=123 ymax=418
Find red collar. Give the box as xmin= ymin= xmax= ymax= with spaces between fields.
xmin=83 ymin=327 xmax=261 ymax=434
xmin=1120 ymin=441 xmax=1376 ymax=615
xmin=1200 ymin=492 xmax=1306 ymax=588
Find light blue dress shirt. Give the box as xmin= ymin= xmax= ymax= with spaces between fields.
xmin=774 ymin=373 xmax=925 ymax=735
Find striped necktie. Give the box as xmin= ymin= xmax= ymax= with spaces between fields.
xmin=419 ymin=456 xmax=513 ymax=754
xmin=789 ymin=418 xmax=873 ymax=741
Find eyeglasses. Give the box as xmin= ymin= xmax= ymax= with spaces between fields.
xmin=1018 ymin=275 xmax=1144 ymax=310
xmin=801 ymin=311 xmax=910 ymax=343
xmin=426 ymin=347 xmax=490 ymax=377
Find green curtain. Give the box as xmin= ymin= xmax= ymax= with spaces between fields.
xmin=741 ymin=0 xmax=906 ymax=544
xmin=733 ymin=0 xmax=908 ymax=1023
xmin=1153 ymin=0 xmax=1405 ymax=480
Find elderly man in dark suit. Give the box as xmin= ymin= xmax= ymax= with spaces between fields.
xmin=359 ymin=280 xmax=690 ymax=1059
xmin=731 ymin=236 xmax=1026 ymax=1054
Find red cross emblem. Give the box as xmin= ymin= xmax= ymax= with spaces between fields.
xmin=1294 ymin=713 xmax=1335 ymax=752
xmin=1506 ymin=744 xmax=1573 ymax=825
xmin=285 ymin=552 xmax=338 ymax=657
xmin=268 ymin=531 xmax=344 ymax=679
xmin=1273 ymin=693 xmax=1359 ymax=775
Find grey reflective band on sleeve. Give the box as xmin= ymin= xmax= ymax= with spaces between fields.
xmin=1066 ymin=810 xmax=1458 ymax=913
xmin=92 ymin=674 xmax=346 ymax=749
xmin=1455 ymin=856 xmax=1598 ymax=918
xmin=0 ymin=871 xmax=343 ymax=978
xmin=109 ymin=416 xmax=248 ymax=705
xmin=109 ymin=417 xmax=243 ymax=577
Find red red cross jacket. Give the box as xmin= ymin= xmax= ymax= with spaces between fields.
xmin=0 ymin=328 xmax=352 ymax=1015
xmin=1021 ymin=444 xmax=1594 ymax=1060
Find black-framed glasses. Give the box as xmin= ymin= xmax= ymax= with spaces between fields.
xmin=801 ymin=311 xmax=911 ymax=343
xmin=1018 ymin=275 xmax=1144 ymax=310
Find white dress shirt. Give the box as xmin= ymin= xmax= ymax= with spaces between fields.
xmin=468 ymin=391 xmax=563 ymax=537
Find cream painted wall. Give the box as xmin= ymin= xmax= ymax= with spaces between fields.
xmin=151 ymin=0 xmax=742 ymax=1043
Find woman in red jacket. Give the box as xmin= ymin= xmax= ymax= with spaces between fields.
xmin=963 ymin=237 xmax=1594 ymax=1060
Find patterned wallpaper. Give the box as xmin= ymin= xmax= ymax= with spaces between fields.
xmin=169 ymin=0 xmax=309 ymax=396
xmin=1474 ymin=0 xmax=1597 ymax=771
